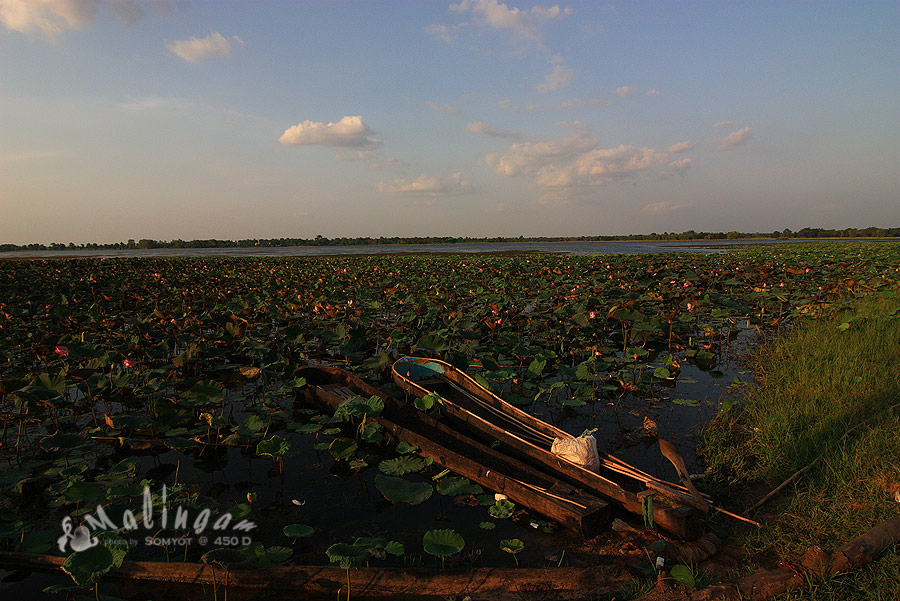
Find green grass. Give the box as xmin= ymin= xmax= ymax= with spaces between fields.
xmin=702 ymin=289 xmax=900 ymax=599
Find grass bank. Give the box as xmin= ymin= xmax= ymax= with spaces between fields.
xmin=701 ymin=289 xmax=900 ymax=599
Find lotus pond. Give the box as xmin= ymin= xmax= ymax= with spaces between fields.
xmin=0 ymin=242 xmax=898 ymax=595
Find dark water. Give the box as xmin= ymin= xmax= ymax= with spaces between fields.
xmin=0 ymin=238 xmax=841 ymax=259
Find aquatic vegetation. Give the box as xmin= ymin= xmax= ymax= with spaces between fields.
xmin=0 ymin=241 xmax=897 ymax=587
xmin=499 ymin=538 xmax=524 ymax=566
xmin=422 ymin=529 xmax=465 ymax=567
xmin=282 ymin=523 xmax=314 ymax=540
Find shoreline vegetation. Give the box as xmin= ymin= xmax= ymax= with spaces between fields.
xmin=3 ymin=226 xmax=899 ymax=253
xmin=699 ymin=289 xmax=900 ymax=600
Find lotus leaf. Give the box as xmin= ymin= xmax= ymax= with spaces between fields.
xmin=283 ymin=523 xmax=315 ymax=538
xmin=326 ymin=542 xmax=369 ymax=568
xmin=378 ymin=456 xmax=425 ymax=476
xmin=422 ymin=529 xmax=464 ymax=558
xmin=374 ymin=474 xmax=433 ymax=505
xmin=257 ymin=435 xmax=291 ymax=458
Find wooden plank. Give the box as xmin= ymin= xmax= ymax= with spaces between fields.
xmin=0 ymin=552 xmax=626 ymax=601
xmin=296 ymin=367 xmax=610 ymax=537
xmin=377 ymin=418 xmax=609 ymax=535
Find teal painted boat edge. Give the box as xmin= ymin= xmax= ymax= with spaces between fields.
xmin=394 ymin=357 xmax=445 ymax=381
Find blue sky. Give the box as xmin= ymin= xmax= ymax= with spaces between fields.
xmin=1 ymin=0 xmax=897 ymax=245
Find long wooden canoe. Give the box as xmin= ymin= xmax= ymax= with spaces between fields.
xmin=295 ymin=366 xmax=610 ymax=537
xmin=391 ymin=356 xmax=702 ymax=540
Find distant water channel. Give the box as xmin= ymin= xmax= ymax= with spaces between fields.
xmin=0 ymin=238 xmax=843 ymax=259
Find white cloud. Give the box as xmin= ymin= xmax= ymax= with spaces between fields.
xmin=485 ymin=129 xmax=597 ymax=177
xmin=616 ymin=86 xmax=635 ymax=98
xmin=719 ymin=126 xmax=752 ymax=150
xmin=465 ymin=121 xmax=520 ymax=139
xmin=426 ymin=101 xmax=461 ymax=115
xmin=439 ymin=0 xmax=572 ymax=44
xmin=660 ymin=157 xmax=693 ymax=178
xmin=645 ymin=89 xmax=660 ymax=96
xmin=484 ymin=125 xmax=677 ymax=194
xmin=279 ymin=116 xmax=378 ymax=149
xmin=166 ymin=32 xmax=243 ymax=64
xmin=0 ymin=0 xmax=97 ymax=38
xmin=714 ymin=120 xmax=737 ymax=128
xmin=0 ymin=0 xmax=170 ymax=39
xmin=533 ymin=145 xmax=656 ymax=187
xmin=667 ymin=141 xmax=696 ymax=154
xmin=529 ymin=4 xmax=569 ymax=21
xmin=378 ymin=173 xmax=473 ymax=196
xmin=537 ymin=64 xmax=573 ymax=93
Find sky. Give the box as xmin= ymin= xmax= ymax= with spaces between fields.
xmin=1 ymin=0 xmax=898 ymax=245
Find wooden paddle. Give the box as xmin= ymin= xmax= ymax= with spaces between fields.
xmin=658 ymin=439 xmax=711 ymax=513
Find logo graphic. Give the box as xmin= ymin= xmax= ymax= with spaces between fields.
xmin=58 ymin=518 xmax=98 ymax=553
xmin=57 ymin=485 xmax=256 ymax=553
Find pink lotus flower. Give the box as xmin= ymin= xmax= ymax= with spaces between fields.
xmin=54 ymin=345 xmax=69 ymax=357
xmin=589 ymin=311 xmax=596 ymax=319
xmin=687 ymin=303 xmax=694 ymax=312
xmin=123 ymin=358 xmax=137 ymax=368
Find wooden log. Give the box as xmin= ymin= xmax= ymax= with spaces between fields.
xmin=296 ymin=367 xmax=610 ymax=537
xmin=0 ymin=551 xmax=630 ymax=601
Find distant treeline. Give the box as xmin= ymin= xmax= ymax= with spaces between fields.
xmin=3 ymin=227 xmax=899 ymax=252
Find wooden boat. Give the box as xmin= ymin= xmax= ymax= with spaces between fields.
xmin=391 ymin=356 xmax=704 ymax=540
xmin=295 ymin=365 xmax=610 ymax=537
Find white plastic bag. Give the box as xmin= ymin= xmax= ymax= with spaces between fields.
xmin=551 ymin=433 xmax=600 ymax=473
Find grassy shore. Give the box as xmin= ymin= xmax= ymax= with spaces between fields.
xmin=701 ymin=289 xmax=900 ymax=599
